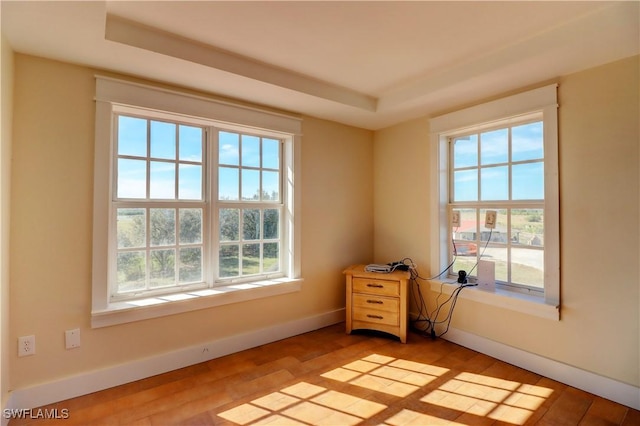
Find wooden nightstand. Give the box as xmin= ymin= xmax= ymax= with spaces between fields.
xmin=343 ymin=264 xmax=411 ymax=343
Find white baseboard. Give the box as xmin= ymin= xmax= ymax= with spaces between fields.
xmin=7 ymin=308 xmax=637 ymax=419
xmin=6 ymin=309 xmax=346 ymax=411
xmin=440 ymin=326 xmax=640 ymax=410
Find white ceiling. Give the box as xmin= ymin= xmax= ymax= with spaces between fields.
xmin=2 ymin=1 xmax=638 ymax=130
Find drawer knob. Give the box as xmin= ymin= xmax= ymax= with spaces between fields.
xmin=366 ymin=299 xmax=383 ymax=304
xmin=367 ymin=314 xmax=384 ymax=320
xmin=366 ymin=283 xmax=384 ymax=288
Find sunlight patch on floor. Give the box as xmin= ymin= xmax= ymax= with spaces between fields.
xmin=421 ymin=371 xmax=553 ymax=425
xmin=321 ymin=353 xmax=449 ymax=397
xmin=216 ymin=354 xmax=553 ymax=425
xmin=382 ymin=408 xmax=467 ymax=426
xmin=218 ymin=381 xmax=386 ymax=425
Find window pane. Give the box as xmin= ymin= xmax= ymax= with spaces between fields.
xmin=243 ymin=209 xmax=260 ymax=240
xmin=483 ymin=247 xmax=508 ymax=282
xmin=480 ymin=128 xmax=508 ymax=165
xmin=117 ymin=208 xmax=146 ymax=248
xmin=178 ymin=164 xmax=202 ymax=200
xmin=480 ymin=209 xmax=507 ymax=241
xmin=453 ymin=208 xmax=477 ymax=259
xmin=179 ymin=125 xmax=202 ymax=162
xmin=219 ymin=167 xmax=239 ymax=200
xmin=453 ymin=135 xmax=477 ymax=168
xmin=117 ymin=251 xmax=146 ymax=292
xmin=264 ymin=209 xmax=279 ymax=239
xmin=513 ymin=162 xmax=544 ymax=200
xmin=480 ymin=166 xmax=508 ymax=201
xmin=512 ymin=121 xmax=543 ymax=162
xmin=263 ymin=138 xmax=280 ymax=169
xmin=219 ymin=132 xmax=239 ymax=165
xmin=453 ymin=256 xmax=476 ymax=276
xmin=179 ymin=247 xmax=202 ymax=283
xmin=118 ymin=116 xmax=147 ymax=157
xmin=242 ymin=243 xmax=260 ymax=274
xmin=117 ymin=158 xmax=147 ymax=199
xmin=219 ymin=245 xmax=239 ymax=277
xmin=150 ymin=121 xmax=176 ymax=160
xmin=264 ymin=242 xmax=279 ymax=272
xmin=242 ymin=135 xmax=260 ymax=167
xmin=453 ymin=169 xmax=478 ymax=202
xmin=454 ymin=207 xmax=477 ymax=236
xmin=219 ymin=209 xmax=239 ymax=241
xmin=511 ymin=209 xmax=544 ymax=247
xmin=512 ymin=248 xmax=544 ymax=288
xmin=262 ymin=171 xmax=280 ymax=201
xmin=150 ymin=161 xmax=176 ymax=199
xmin=150 ymin=209 xmax=175 ymax=246
xmin=242 ymin=169 xmax=260 ymax=200
xmin=179 ymin=208 xmax=202 ymax=244
xmin=150 ymin=249 xmax=175 ymax=287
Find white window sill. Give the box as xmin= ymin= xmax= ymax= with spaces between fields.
xmin=429 ymin=280 xmax=559 ymax=321
xmin=91 ymin=278 xmax=303 ymax=328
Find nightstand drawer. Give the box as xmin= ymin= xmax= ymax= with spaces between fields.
xmin=352 ymin=277 xmax=399 ymax=296
xmin=352 ymin=294 xmax=398 ymax=314
xmin=353 ymin=307 xmax=399 ymax=326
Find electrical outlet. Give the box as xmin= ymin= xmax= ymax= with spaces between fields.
xmin=65 ymin=328 xmax=81 ymax=349
xmin=451 ymin=210 xmax=461 ymax=228
xmin=18 ymin=335 xmax=35 ymax=357
xmin=485 ymin=210 xmax=497 ymax=229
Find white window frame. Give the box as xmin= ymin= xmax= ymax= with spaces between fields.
xmin=92 ymin=76 xmax=302 ymax=327
xmin=429 ymin=84 xmax=560 ymax=320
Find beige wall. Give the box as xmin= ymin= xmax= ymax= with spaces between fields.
xmin=373 ymin=116 xmax=431 ymax=265
xmin=374 ymin=55 xmax=640 ymax=387
xmin=9 ymin=54 xmax=373 ymax=389
xmin=1 ymin=33 xmax=14 ymax=409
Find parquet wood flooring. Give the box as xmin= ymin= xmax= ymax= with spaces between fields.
xmin=9 ymin=323 xmax=640 ymax=425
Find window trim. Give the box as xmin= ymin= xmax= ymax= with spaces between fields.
xmin=429 ymin=84 xmax=559 ymax=318
xmin=92 ymin=76 xmax=302 ymax=327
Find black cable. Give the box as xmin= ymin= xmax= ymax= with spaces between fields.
xmin=467 ymin=228 xmax=493 ymax=277
xmin=402 ymin=236 xmax=459 ymax=337
xmin=402 ymin=225 xmax=481 ymax=339
xmin=403 ymin=258 xmax=434 ymax=334
xmin=432 ymin=282 xmax=477 ymax=338
xmin=426 ymin=228 xmax=494 ymax=338
xmin=402 ymin=228 xmax=481 ymax=339
xmin=409 ymin=277 xmax=432 ymax=333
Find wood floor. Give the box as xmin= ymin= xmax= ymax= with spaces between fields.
xmin=10 ymin=323 xmax=640 ymax=426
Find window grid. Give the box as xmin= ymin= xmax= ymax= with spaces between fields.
xmin=115 ymin=114 xmax=205 ymax=202
xmin=216 ymin=131 xmax=284 ymax=281
xmin=113 ymin=204 xmax=206 ymax=298
xmin=110 ymin=116 xmax=286 ymax=301
xmin=448 ymin=119 xmax=545 ymax=293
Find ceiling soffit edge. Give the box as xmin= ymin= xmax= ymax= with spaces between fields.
xmin=104 ymin=14 xmax=378 ymax=113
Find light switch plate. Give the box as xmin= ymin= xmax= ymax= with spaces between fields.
xmin=65 ymin=328 xmax=80 ymax=349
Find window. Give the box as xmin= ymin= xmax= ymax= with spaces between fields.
xmin=93 ymin=77 xmax=302 ymax=326
xmin=430 ymin=85 xmax=559 ymax=312
xmin=216 ymin=131 xmax=283 ymax=280
xmin=450 ymin=118 xmax=545 ymax=292
xmin=114 ymin=115 xmax=207 ymax=298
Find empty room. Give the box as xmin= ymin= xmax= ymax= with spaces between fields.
xmin=0 ymin=1 xmax=638 ymax=425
